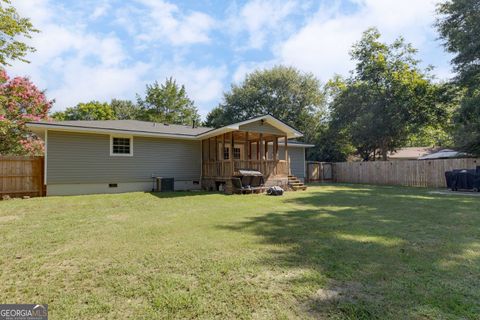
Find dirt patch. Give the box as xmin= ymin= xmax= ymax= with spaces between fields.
xmin=0 ymin=215 xmax=19 ymax=223
xmin=306 ymin=280 xmax=380 ymax=318
xmin=312 ymin=281 xmax=365 ymax=303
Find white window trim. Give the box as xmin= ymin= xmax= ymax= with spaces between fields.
xmin=110 ymin=135 xmax=133 ymax=157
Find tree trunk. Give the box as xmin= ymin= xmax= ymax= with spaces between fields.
xmin=381 ymin=146 xmax=388 ymax=161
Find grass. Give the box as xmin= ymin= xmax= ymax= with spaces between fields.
xmin=0 ymin=184 xmax=479 ymax=319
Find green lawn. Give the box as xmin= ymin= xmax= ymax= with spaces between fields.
xmin=0 ymin=185 xmax=479 ymax=319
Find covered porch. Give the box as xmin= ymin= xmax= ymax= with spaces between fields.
xmin=201 ymin=131 xmax=290 ymax=179
xmin=198 ymin=115 xmax=303 ymax=192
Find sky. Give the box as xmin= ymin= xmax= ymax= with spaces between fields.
xmin=8 ymin=0 xmax=453 ymax=118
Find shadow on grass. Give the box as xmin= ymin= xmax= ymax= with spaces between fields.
xmin=146 ymin=190 xmax=224 ymax=199
xmin=218 ymin=185 xmax=480 ymax=319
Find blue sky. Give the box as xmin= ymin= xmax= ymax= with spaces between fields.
xmin=9 ymin=0 xmax=452 ymax=118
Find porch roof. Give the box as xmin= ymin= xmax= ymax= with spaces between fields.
xmin=196 ymin=115 xmax=303 ymax=140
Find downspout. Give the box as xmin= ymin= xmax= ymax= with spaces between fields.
xmin=199 ymin=139 xmax=203 ymax=189
xmin=44 ymin=129 xmax=48 ymax=190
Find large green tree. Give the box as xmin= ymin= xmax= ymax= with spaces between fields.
xmin=110 ymin=99 xmax=143 ymax=120
xmin=0 ymin=0 xmax=38 ymax=65
xmin=205 ymin=66 xmax=326 ymax=143
xmin=329 ymin=28 xmax=451 ymax=160
xmin=52 ymin=101 xmax=116 ymax=120
xmin=137 ymin=78 xmax=200 ymax=125
xmin=436 ymin=0 xmax=480 ymax=155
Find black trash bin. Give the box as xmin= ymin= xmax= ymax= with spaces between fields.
xmin=474 ymin=169 xmax=480 ymax=192
xmin=445 ymin=171 xmax=453 ymax=189
xmin=451 ymin=169 xmax=476 ymax=191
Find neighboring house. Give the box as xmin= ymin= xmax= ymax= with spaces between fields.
xmin=27 ymin=115 xmax=314 ymax=196
xmin=418 ymin=149 xmax=469 ymax=160
xmin=387 ymin=147 xmax=469 ymax=160
xmin=387 ymin=147 xmax=441 ymax=160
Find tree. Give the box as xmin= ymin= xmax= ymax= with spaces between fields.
xmin=0 ymin=0 xmax=38 ymax=65
xmin=110 ymin=99 xmax=143 ymax=120
xmin=329 ymin=28 xmax=450 ymax=160
xmin=306 ymin=123 xmax=355 ymax=162
xmin=137 ymin=78 xmax=200 ymax=125
xmin=0 ymin=68 xmax=52 ymax=155
xmin=205 ymin=65 xmax=326 ymax=143
xmin=52 ymin=101 xmax=116 ymax=120
xmin=204 ymin=106 xmax=228 ymax=128
xmin=436 ymin=0 xmax=480 ymax=155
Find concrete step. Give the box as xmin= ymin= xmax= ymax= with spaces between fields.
xmin=289 ymin=182 xmax=304 ymax=186
xmin=291 ymin=185 xmax=307 ymax=191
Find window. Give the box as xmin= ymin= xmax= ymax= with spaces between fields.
xmin=111 ymin=136 xmax=133 ymax=156
xmin=233 ymin=147 xmax=241 ymax=159
xmin=223 ymin=147 xmax=229 ymax=160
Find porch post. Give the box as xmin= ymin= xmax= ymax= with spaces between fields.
xmin=222 ymin=133 xmax=225 ymax=177
xmin=284 ymin=135 xmax=289 ymax=175
xmin=248 ymin=140 xmax=252 ymax=160
xmin=274 ymin=136 xmax=278 ymax=161
xmin=259 ymin=133 xmax=264 ymax=173
xmin=256 ymin=139 xmax=259 ymax=160
xmin=214 ymin=136 xmax=218 ymax=161
xmin=264 ymin=138 xmax=269 ymax=160
xmin=245 ymin=131 xmax=249 ymax=160
xmin=230 ymin=132 xmax=234 ymax=175
xmin=208 ymin=137 xmax=211 ymax=161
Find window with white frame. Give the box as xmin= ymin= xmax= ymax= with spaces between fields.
xmin=111 ymin=136 xmax=133 ymax=156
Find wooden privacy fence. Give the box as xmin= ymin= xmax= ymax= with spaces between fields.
xmin=333 ymin=158 xmax=480 ymax=188
xmin=0 ymin=156 xmax=45 ymax=198
xmin=306 ymin=161 xmax=333 ymax=182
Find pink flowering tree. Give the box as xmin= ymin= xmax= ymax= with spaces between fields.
xmin=0 ymin=69 xmax=53 ymax=155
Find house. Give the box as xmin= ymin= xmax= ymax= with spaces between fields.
xmin=26 ymin=115 xmax=314 ymax=196
xmin=387 ymin=147 xmax=469 ymax=160
xmin=418 ymin=149 xmax=469 ymax=160
xmin=387 ymin=147 xmax=441 ymax=160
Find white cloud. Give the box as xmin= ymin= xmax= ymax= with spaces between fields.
xmin=278 ymin=0 xmax=451 ymax=81
xmin=152 ymin=64 xmax=228 ymax=116
xmin=50 ymin=61 xmax=150 ymax=110
xmin=232 ymin=60 xmax=276 ymax=84
xmin=118 ymin=0 xmax=216 ymax=46
xmin=90 ymin=2 xmax=110 ymax=19
xmin=227 ymin=0 xmax=299 ymax=49
xmin=6 ymin=0 xmax=149 ymax=111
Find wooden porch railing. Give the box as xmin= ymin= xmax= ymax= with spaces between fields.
xmin=202 ymin=160 xmax=289 ymax=178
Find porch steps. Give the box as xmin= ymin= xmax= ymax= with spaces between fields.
xmin=288 ymin=175 xmax=307 ymax=191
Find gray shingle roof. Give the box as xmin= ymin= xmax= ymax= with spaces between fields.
xmin=32 ymin=120 xmax=212 ymax=136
